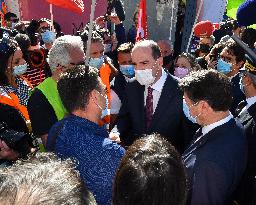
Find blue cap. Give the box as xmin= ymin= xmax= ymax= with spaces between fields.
xmin=237 ymin=0 xmax=256 ymax=27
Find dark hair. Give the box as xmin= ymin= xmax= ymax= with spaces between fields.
xmin=80 ymin=29 xmax=103 ymax=49
xmin=14 ymin=33 xmax=31 ymax=54
xmin=175 ymin=52 xmax=201 ymax=70
xmin=208 ymin=41 xmax=226 ymax=62
xmin=38 ymin=18 xmax=51 ymax=25
xmin=113 ymin=134 xmax=187 ymax=205
xmin=151 ymin=42 xmax=161 ymax=60
xmin=241 ymin=28 xmax=256 ymax=49
xmin=57 ymin=65 xmax=100 ymax=113
xmin=0 ymin=152 xmax=96 ymax=205
xmin=224 ymin=39 xmax=245 ymax=63
xmin=0 ymin=38 xmax=18 ymax=85
xmin=117 ymin=42 xmax=134 ymax=54
xmin=179 ymin=69 xmax=233 ymax=111
xmin=4 ymin=12 xmax=17 ymax=21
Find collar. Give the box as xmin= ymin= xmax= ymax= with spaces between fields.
xmin=146 ymin=68 xmax=167 ymax=92
xmin=202 ymin=113 xmax=233 ymax=136
xmin=124 ymin=76 xmax=136 ymax=83
xmin=69 ymin=114 xmax=109 ymax=138
xmin=229 ymin=72 xmax=239 ymax=80
xmin=246 ymin=96 xmax=256 ymax=109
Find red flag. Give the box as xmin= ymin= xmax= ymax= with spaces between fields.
xmin=136 ymin=0 xmax=148 ymax=42
xmin=213 ymin=23 xmax=220 ymax=30
xmin=46 ymin=0 xmax=84 ymax=14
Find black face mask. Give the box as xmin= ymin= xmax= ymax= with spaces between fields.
xmin=163 ymin=54 xmax=173 ymax=66
xmin=197 ymin=44 xmax=211 ymax=53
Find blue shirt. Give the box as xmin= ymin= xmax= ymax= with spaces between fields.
xmin=47 ymin=114 xmax=125 ymax=205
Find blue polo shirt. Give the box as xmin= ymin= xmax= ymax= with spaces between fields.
xmin=47 ymin=114 xmax=125 ymax=205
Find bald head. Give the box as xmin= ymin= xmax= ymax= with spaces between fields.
xmin=133 ymin=40 xmax=162 ymax=60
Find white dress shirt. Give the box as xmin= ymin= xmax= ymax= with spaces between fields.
xmin=194 ymin=113 xmax=233 ymax=143
xmin=239 ymin=96 xmax=256 ymax=115
xmin=246 ymin=96 xmax=256 ymax=109
xmin=144 ymin=69 xmax=167 ymax=113
xmin=110 ymin=89 xmax=122 ymax=115
xmin=202 ymin=113 xmax=233 ymax=136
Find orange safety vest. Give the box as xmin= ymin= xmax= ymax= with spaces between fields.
xmin=98 ymin=63 xmax=111 ymax=127
xmin=0 ymin=92 xmax=30 ymax=121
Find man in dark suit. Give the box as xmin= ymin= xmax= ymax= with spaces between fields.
xmin=180 ymin=69 xmax=247 ymax=205
xmin=234 ymin=56 xmax=256 ymax=205
xmin=110 ymin=40 xmax=196 ymax=152
xmin=216 ymin=39 xmax=246 ymax=115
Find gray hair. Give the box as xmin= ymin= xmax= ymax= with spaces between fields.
xmin=133 ymin=40 xmax=161 ymax=60
xmin=157 ymin=39 xmax=174 ymax=50
xmin=48 ymin=35 xmax=84 ymax=72
xmin=0 ymin=152 xmax=96 ymax=205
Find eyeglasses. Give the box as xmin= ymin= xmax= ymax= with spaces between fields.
xmin=39 ymin=26 xmax=50 ymax=33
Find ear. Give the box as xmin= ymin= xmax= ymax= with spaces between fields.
xmin=244 ymin=75 xmax=253 ymax=86
xmin=200 ymin=100 xmax=212 ymax=113
xmin=158 ymin=56 xmax=163 ymax=67
xmin=91 ymin=89 xmax=100 ymax=101
xmin=236 ymin=60 xmax=245 ymax=69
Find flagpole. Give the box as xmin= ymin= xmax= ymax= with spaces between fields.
xmin=85 ymin=0 xmax=97 ymax=66
xmin=169 ymin=0 xmax=175 ymax=41
xmin=186 ymin=0 xmax=204 ymax=53
xmin=50 ymin=3 xmax=54 ymax=31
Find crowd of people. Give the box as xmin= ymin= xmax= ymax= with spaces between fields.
xmin=0 ymin=3 xmax=256 ymax=205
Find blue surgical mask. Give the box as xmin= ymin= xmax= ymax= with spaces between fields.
xmin=120 ymin=65 xmax=135 ymax=78
xmin=13 ymin=63 xmax=28 ymax=76
xmin=183 ymin=99 xmax=197 ymax=124
xmin=239 ymin=78 xmax=245 ymax=94
xmin=101 ymin=96 xmax=110 ymax=119
xmin=217 ymin=59 xmax=232 ymax=74
xmin=89 ymin=57 xmax=104 ymax=69
xmin=41 ymin=30 xmax=56 ymax=44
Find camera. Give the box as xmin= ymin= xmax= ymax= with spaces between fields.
xmin=0 ymin=122 xmax=32 ymax=158
xmin=0 ymin=27 xmax=18 ymax=38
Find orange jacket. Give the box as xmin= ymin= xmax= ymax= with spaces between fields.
xmin=0 ymin=92 xmax=30 ymax=121
xmin=98 ymin=63 xmax=111 ymax=127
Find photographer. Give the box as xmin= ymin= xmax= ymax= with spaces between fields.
xmin=0 ymin=122 xmax=33 ymax=167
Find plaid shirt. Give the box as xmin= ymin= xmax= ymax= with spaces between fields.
xmin=0 ymin=77 xmax=32 ymax=106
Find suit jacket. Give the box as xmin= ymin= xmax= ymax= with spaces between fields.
xmin=116 ymin=72 xmax=197 ymax=152
xmin=230 ymin=74 xmax=246 ymax=116
xmin=183 ymin=119 xmax=247 ymax=205
xmin=235 ymin=102 xmax=256 ymax=204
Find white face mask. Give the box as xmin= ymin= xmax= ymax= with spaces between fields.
xmin=135 ymin=69 xmax=155 ymax=86
xmin=13 ymin=63 xmax=28 ymax=76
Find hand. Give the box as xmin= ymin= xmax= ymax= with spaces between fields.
xmin=208 ymin=60 xmax=217 ymax=69
xmin=108 ymin=15 xmax=121 ymax=25
xmin=111 ymin=34 xmax=118 ymax=51
xmin=0 ymin=140 xmax=19 ymax=160
xmin=95 ymin=16 xmax=106 ymax=28
xmin=109 ymin=132 xmax=121 ymax=143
